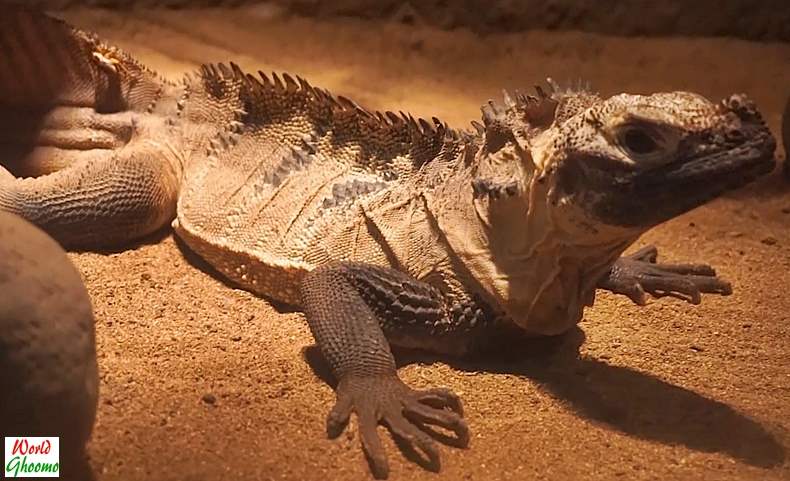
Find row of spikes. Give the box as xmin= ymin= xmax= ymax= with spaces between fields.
xmin=469 ymin=78 xmax=581 ymax=136
xmin=197 ymin=62 xmax=468 ymax=143
xmin=203 ymin=121 xmax=318 ymax=164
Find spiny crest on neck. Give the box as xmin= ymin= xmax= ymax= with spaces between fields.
xmin=466 ymin=79 xmax=602 ymax=206
xmin=473 ymin=78 xmax=601 ymax=155
xmin=197 ymin=62 xmax=472 ymax=171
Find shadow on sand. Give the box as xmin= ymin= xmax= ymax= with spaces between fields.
xmin=169 ymin=232 xmax=785 ymax=469
xmin=304 ymin=326 xmax=785 ymax=469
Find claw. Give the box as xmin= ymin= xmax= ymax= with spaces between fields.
xmin=601 ymin=246 xmax=732 ymax=305
xmin=385 ymin=413 xmax=441 ymax=472
xmin=655 ymin=263 xmax=717 ymax=276
xmin=328 ymin=376 xmax=466 ymax=478
xmin=359 ymin=408 xmax=389 ymax=479
xmin=645 ymin=276 xmax=701 ymax=304
xmin=624 ymin=283 xmax=648 ymax=306
xmin=404 ymin=400 xmax=470 ymax=447
xmin=326 ymin=391 xmax=353 ymax=438
xmin=629 ymin=245 xmax=658 ymax=263
xmin=415 ymin=387 xmax=464 ymax=416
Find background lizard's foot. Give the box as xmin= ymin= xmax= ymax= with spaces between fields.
xmin=601 ymin=245 xmax=733 ymax=305
xmin=327 ymin=375 xmax=468 ymax=479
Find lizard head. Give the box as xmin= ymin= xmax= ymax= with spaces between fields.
xmin=532 ymin=90 xmax=776 ymax=231
xmin=466 ymin=87 xmax=775 ymax=335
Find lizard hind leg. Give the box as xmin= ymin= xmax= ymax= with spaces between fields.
xmin=0 ymin=7 xmax=177 ymax=249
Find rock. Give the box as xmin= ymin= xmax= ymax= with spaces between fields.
xmin=761 ymin=236 xmax=778 ymax=246
xmin=0 ymin=212 xmax=98 ymax=473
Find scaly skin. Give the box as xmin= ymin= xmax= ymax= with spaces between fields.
xmin=0 ymin=7 xmax=777 ymax=479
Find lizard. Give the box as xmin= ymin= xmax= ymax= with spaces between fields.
xmin=0 ymin=7 xmax=777 ymax=478
xmin=0 ymin=211 xmax=98 ymax=480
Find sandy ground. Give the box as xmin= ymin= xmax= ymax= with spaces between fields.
xmin=49 ymin=6 xmax=790 ymax=481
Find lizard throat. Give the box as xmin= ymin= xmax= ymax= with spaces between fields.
xmin=442 ymin=166 xmax=638 ymax=336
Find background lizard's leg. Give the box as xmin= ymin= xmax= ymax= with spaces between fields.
xmin=0 ymin=6 xmax=176 ymax=249
xmin=301 ymin=261 xmax=470 ymax=479
xmin=0 ymin=107 xmax=135 ymax=178
xmin=0 ymin=141 xmax=179 ymax=249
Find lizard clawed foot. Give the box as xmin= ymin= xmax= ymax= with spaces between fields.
xmin=600 ymin=245 xmax=733 ymax=305
xmin=327 ymin=375 xmax=468 ymax=479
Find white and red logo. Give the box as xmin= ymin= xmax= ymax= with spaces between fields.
xmin=4 ymin=437 xmax=59 ymax=478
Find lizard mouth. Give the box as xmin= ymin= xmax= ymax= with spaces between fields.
xmin=591 ymin=120 xmax=776 ymax=228
xmin=631 ymin=135 xmax=776 ymax=193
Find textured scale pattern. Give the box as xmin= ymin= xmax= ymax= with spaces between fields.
xmin=175 ymin=64 xmax=469 ymax=305
xmin=1 ymin=143 xmax=180 ymax=247
xmin=301 ymin=263 xmax=399 ymax=378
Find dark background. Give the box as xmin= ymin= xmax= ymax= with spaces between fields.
xmin=12 ymin=0 xmax=790 ymax=42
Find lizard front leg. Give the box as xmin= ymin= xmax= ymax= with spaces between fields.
xmin=300 ymin=262 xmax=470 ymax=479
xmin=599 ymin=245 xmax=732 ymax=305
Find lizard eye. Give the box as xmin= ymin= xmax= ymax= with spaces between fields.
xmin=621 ymin=127 xmax=659 ymax=155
